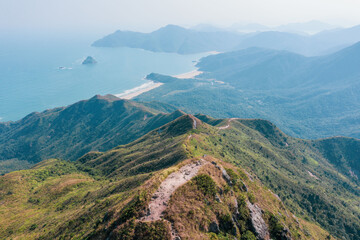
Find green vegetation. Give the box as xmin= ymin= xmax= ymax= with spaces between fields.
xmin=137 ymin=43 xmax=360 ymax=140
xmin=193 ymin=174 xmax=217 ymax=197
xmin=241 ymin=231 xmax=256 ymax=240
xmin=0 ymin=95 xmax=184 ymax=174
xmin=0 ymin=114 xmax=357 ymax=239
xmin=0 ymin=159 xmax=33 ymax=175
xmin=0 ymin=115 xmax=192 ymax=239
xmin=264 ymin=211 xmax=285 ymax=239
xmin=146 ymin=73 xmax=179 ymax=83
xmin=186 ymin=118 xmax=360 ymax=239
xmin=133 ymin=221 xmax=171 ymax=240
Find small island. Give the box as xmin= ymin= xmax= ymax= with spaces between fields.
xmin=82 ymin=56 xmax=97 ymax=65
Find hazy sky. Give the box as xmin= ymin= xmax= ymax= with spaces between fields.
xmin=1 ymin=0 xmax=360 ymax=36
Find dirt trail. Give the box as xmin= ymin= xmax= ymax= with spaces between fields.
xmin=142 ymin=160 xmax=207 ymax=222
xmin=218 ymin=118 xmax=238 ymax=130
xmin=189 ymin=115 xmax=198 ymax=129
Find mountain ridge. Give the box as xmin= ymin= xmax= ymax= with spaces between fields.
xmin=0 ymin=95 xmax=185 ymax=174
xmin=1 ymin=113 xmax=359 ymax=239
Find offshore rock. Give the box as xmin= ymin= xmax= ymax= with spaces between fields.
xmin=82 ymin=56 xmax=97 ymax=65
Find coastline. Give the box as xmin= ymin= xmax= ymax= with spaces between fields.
xmin=115 ymin=51 xmax=219 ymax=100
xmin=116 ymin=68 xmax=201 ymax=100
xmin=115 ymin=81 xmax=163 ymax=99
xmin=173 ymin=69 xmax=202 ymax=79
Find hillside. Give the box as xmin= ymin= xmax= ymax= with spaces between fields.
xmin=0 ymin=115 xmax=359 ymax=239
xmin=136 ymin=42 xmax=360 ymax=139
xmin=93 ymin=24 xmax=360 ymax=56
xmin=0 ymin=95 xmax=183 ymax=174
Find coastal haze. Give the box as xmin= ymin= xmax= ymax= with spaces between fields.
xmin=1 ymin=0 xmax=360 ymax=121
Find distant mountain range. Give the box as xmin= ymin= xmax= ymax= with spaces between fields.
xmin=229 ymin=20 xmax=338 ymax=34
xmin=136 ymin=41 xmax=360 ymax=139
xmin=92 ymin=25 xmax=243 ymax=54
xmin=93 ymin=24 xmax=360 ymax=56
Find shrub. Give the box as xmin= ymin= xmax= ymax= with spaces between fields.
xmin=218 ymin=213 xmax=234 ymax=233
xmin=29 ymin=224 xmax=38 ymax=231
xmin=264 ymin=211 xmax=284 ymax=240
xmin=247 ymin=192 xmax=256 ymax=204
xmin=134 ymin=221 xmax=170 ymax=240
xmin=241 ymin=230 xmax=256 ymax=240
xmin=193 ymin=174 xmax=217 ymax=197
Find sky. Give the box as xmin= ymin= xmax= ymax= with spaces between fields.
xmin=1 ymin=0 xmax=360 ymax=36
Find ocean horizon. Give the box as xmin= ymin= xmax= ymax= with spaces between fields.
xmin=0 ymin=35 xmax=206 ymax=122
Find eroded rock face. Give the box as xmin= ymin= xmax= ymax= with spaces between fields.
xmin=247 ymin=201 xmax=270 ymax=240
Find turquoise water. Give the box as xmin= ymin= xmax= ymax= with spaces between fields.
xmin=0 ymin=37 xmax=206 ymax=121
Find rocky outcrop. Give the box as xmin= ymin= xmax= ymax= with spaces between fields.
xmin=247 ymin=201 xmax=270 ymax=240
xmin=222 ymin=168 xmax=233 ymax=185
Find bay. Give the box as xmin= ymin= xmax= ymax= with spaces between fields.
xmin=0 ymin=36 xmax=205 ymax=121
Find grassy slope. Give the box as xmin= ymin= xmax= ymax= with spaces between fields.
xmin=0 ymin=115 xmax=193 ymax=240
xmin=0 ymin=95 xmax=184 ymax=174
xmin=187 ymin=118 xmax=360 ymax=239
xmin=0 ymin=115 xmax=358 ymax=239
xmin=165 ymin=156 xmax=330 ymax=240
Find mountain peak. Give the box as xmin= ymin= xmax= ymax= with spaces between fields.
xmin=90 ymin=94 xmax=121 ymax=102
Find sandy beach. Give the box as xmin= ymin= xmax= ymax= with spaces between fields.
xmin=173 ymin=69 xmax=203 ymax=79
xmin=117 ymin=69 xmax=201 ymax=100
xmin=116 ymin=82 xmax=163 ymax=99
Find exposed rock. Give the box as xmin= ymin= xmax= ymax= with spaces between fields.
xmin=215 ymin=194 xmax=222 ymax=203
xmin=142 ymin=160 xmax=207 ymax=221
xmin=233 ymin=198 xmax=239 ymax=214
xmin=240 ymin=180 xmax=248 ymax=192
xmin=247 ymin=201 xmax=270 ymax=240
xmin=209 ymin=221 xmax=220 ymax=234
xmin=222 ymin=168 xmax=233 ymax=185
xmin=82 ymin=56 xmax=97 ymax=65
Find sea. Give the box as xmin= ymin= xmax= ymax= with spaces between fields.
xmin=0 ymin=35 xmax=206 ymax=122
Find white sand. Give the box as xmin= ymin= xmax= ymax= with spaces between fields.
xmin=117 ymin=64 xmax=208 ymax=100
xmin=116 ymin=81 xmax=163 ymax=99
xmin=173 ymin=69 xmax=202 ymax=79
